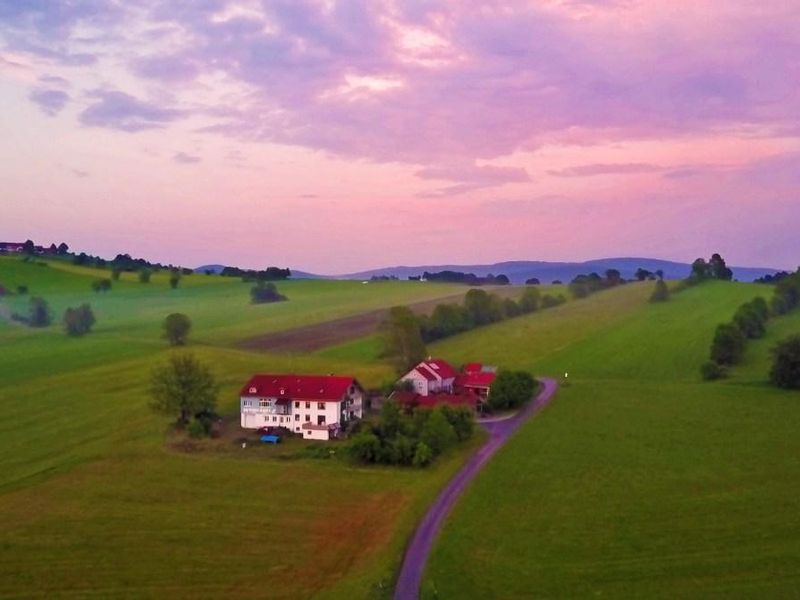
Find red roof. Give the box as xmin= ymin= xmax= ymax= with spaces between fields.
xmin=463 ymin=362 xmax=483 ymax=374
xmin=414 ymin=363 xmax=438 ymax=381
xmin=418 ymin=358 xmax=459 ymax=380
xmin=240 ymin=374 xmax=360 ymax=402
xmin=457 ymin=372 xmax=497 ymax=389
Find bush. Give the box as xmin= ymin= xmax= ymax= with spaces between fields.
xmin=91 ymin=278 xmax=112 ymax=293
xmin=63 ymin=304 xmax=96 ymax=336
xmin=250 ymin=281 xmax=287 ymax=304
xmin=187 ymin=418 xmax=208 ymax=439
xmin=139 ymin=269 xmax=152 ymax=283
xmin=700 ymin=361 xmax=727 ymax=381
xmin=650 ymin=279 xmax=670 ymax=303
xmin=412 ymin=442 xmax=434 ymax=467
xmin=488 ymin=371 xmax=536 ymax=411
xmin=169 ymin=272 xmax=181 ymax=289
xmin=28 ymin=296 xmax=51 ymax=327
xmin=111 ymin=268 xmax=122 ymax=281
xmin=420 ymin=408 xmax=457 ymax=455
xmin=163 ymin=313 xmax=192 ymax=346
xmin=710 ymin=323 xmax=746 ymax=365
xmin=733 ymin=303 xmax=766 ymax=339
xmin=17 ymin=285 xmax=28 ymax=295
xmin=541 ymin=294 xmax=565 ymax=309
xmin=346 ymin=432 xmax=382 ymax=463
xmin=518 ymin=287 xmax=540 ymax=313
xmin=770 ymin=335 xmax=800 ymax=389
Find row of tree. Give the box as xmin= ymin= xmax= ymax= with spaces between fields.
xmin=12 ymin=297 xmax=96 ymax=336
xmin=568 ymin=270 xmax=626 ymax=299
xmin=418 ymin=270 xmax=510 ymax=286
xmin=346 ymin=402 xmax=474 ymax=467
xmin=703 ymin=268 xmax=800 ymax=381
xmin=382 ymin=289 xmax=566 ymax=373
xmin=220 ymin=266 xmax=291 ymax=281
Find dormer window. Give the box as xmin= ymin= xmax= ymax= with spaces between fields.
xmin=248 ymin=386 xmax=257 ymax=394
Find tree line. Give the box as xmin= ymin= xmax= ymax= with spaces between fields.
xmin=702 ymin=267 xmax=800 ymax=386
xmin=418 ymin=270 xmax=510 ymax=286
xmin=382 ymin=288 xmax=566 ymax=373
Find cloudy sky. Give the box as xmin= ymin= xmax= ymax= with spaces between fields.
xmin=1 ymin=1 xmax=798 ymax=272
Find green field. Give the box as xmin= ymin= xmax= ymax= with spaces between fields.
xmin=423 ymin=281 xmax=800 ymax=598
xmin=0 ymin=256 xmax=477 ymax=599
xmin=3 ymin=255 xmax=800 ymax=599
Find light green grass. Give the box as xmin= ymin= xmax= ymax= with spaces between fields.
xmin=423 ymin=281 xmax=800 ymax=598
xmin=0 ymin=257 xmax=477 ymax=599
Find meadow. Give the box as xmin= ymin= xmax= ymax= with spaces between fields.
xmin=423 ymin=281 xmax=800 ymax=598
xmin=0 ymin=256 xmax=477 ymax=599
xmin=3 ymin=255 xmax=799 ymax=599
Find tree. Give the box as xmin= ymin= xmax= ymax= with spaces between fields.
xmin=464 ymin=289 xmax=494 ymax=325
xmin=733 ymin=303 xmax=766 ymax=339
xmin=111 ymin=268 xmax=122 ymax=281
xmin=250 ymin=281 xmax=287 ymax=304
xmin=163 ymin=313 xmax=192 ymax=346
xmin=709 ymin=253 xmax=733 ymax=280
xmin=655 ymin=269 xmax=665 ymax=281
xmin=425 ymin=303 xmax=470 ymax=340
xmin=91 ymin=278 xmax=112 ymax=293
xmin=22 ymin=240 xmax=35 ymax=255
xmin=487 ymin=371 xmax=536 ymax=411
xmin=28 ymin=296 xmax=51 ymax=327
xmin=57 ymin=242 xmax=69 ymax=255
xmin=420 ymin=407 xmax=457 ymax=455
xmin=346 ymin=432 xmax=382 ymax=463
xmin=381 ymin=306 xmax=426 ymax=373
xmin=149 ymin=353 xmax=218 ymax=425
xmin=691 ymin=258 xmax=709 ymax=280
xmin=519 ymin=287 xmax=540 ymax=313
xmin=16 ymin=285 xmax=28 ymax=295
xmin=605 ymin=269 xmax=622 ymax=286
xmin=650 ymin=279 xmax=670 ymax=303
xmin=412 ymin=442 xmax=434 ymax=467
xmin=169 ymin=271 xmax=181 ymax=289
xmin=525 ymin=277 xmax=540 ymax=285
xmin=440 ymin=405 xmax=474 ymax=442
xmin=139 ymin=269 xmax=152 ymax=283
xmin=501 ymin=297 xmax=520 ymax=318
xmin=635 ymin=268 xmax=653 ymax=281
xmin=710 ymin=323 xmax=746 ymax=365
xmin=63 ymin=304 xmax=96 ymax=336
xmin=770 ymin=335 xmax=800 ymax=389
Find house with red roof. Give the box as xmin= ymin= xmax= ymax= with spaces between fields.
xmin=455 ymin=363 xmax=498 ymax=401
xmin=398 ymin=357 xmax=459 ymax=397
xmin=240 ymin=374 xmax=364 ymax=441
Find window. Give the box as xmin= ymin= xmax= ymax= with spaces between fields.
xmin=242 ymin=400 xmax=250 ymax=407
xmin=294 ymin=414 xmax=300 ymax=421
xmin=264 ymin=416 xmax=268 ymax=422
xmin=272 ymin=416 xmax=277 ymax=422
xmin=317 ymin=402 xmax=324 ymax=410
xmin=259 ymin=399 xmax=269 ymax=408
xmin=305 ymin=414 xmax=311 ymax=422
xmin=305 ymin=401 xmax=310 ymax=409
xmin=317 ymin=415 xmax=326 ymax=425
xmin=294 ymin=401 xmax=300 ymax=408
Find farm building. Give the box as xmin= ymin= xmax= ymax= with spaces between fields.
xmin=240 ymin=374 xmax=364 ymax=441
xmin=0 ymin=242 xmax=24 ymax=253
xmin=398 ymin=358 xmax=460 ymax=396
xmin=456 ymin=363 xmax=498 ymax=400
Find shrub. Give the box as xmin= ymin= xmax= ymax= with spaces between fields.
xmin=650 ymin=279 xmax=670 ymax=303
xmin=770 ymin=335 xmax=800 ymax=389
xmin=420 ymin=408 xmax=457 ymax=455
xmin=346 ymin=432 xmax=382 ymax=463
xmin=138 ymin=269 xmax=152 ymax=283
xmin=17 ymin=285 xmax=28 ymax=295
xmin=412 ymin=442 xmax=434 ymax=467
xmin=163 ymin=313 xmax=192 ymax=346
xmin=518 ymin=287 xmax=540 ymax=313
xmin=63 ymin=304 xmax=96 ymax=336
xmin=187 ymin=418 xmax=208 ymax=439
xmin=700 ymin=361 xmax=727 ymax=381
xmin=169 ymin=272 xmax=181 ymax=289
xmin=91 ymin=278 xmax=112 ymax=293
xmin=732 ymin=303 xmax=766 ymax=339
xmin=488 ymin=371 xmax=536 ymax=411
xmin=250 ymin=281 xmax=287 ymax=304
xmin=28 ymin=296 xmax=51 ymax=327
xmin=710 ymin=323 xmax=746 ymax=365
xmin=111 ymin=268 xmax=122 ymax=281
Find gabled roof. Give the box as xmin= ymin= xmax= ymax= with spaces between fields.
xmin=415 ymin=358 xmax=458 ymax=380
xmin=240 ymin=374 xmax=360 ymax=402
xmin=463 ymin=362 xmax=483 ymax=374
xmin=457 ymin=372 xmax=497 ymax=389
xmin=413 ymin=363 xmax=439 ymax=381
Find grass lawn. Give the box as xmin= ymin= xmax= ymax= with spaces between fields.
xmin=423 ymin=281 xmax=800 ymax=598
xmin=0 ymin=256 xmax=477 ymax=599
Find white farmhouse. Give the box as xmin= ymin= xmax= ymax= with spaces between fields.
xmin=398 ymin=358 xmax=459 ymax=396
xmin=240 ymin=374 xmax=364 ymax=441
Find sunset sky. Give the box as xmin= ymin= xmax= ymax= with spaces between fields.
xmin=1 ymin=1 xmax=798 ymax=273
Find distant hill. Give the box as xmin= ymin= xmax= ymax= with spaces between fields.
xmin=329 ymin=258 xmax=780 ymax=284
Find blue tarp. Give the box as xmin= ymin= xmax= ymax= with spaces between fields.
xmin=260 ymin=435 xmax=281 ymax=444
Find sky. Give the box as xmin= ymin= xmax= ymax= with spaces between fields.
xmin=0 ymin=0 xmax=798 ymax=273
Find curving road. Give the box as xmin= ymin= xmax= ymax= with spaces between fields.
xmin=393 ymin=378 xmax=559 ymax=600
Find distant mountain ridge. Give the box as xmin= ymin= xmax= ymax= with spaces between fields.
xmin=302 ymin=258 xmax=780 ymax=284
xmin=197 ymin=258 xmax=780 ymax=283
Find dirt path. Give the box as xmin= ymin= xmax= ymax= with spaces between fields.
xmin=239 ymin=287 xmax=522 ymax=353
xmin=393 ymin=378 xmax=559 ymax=600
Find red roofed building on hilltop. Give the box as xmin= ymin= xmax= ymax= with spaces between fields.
xmin=394 ymin=358 xmax=498 ymax=412
xmin=398 ymin=357 xmax=460 ymax=396
xmin=239 ymin=374 xmax=364 ymax=440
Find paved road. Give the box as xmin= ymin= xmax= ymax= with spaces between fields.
xmin=393 ymin=378 xmax=559 ymax=600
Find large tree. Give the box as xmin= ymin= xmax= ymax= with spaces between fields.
xmin=770 ymin=335 xmax=800 ymax=389
xmin=464 ymin=288 xmax=494 ymax=325
xmin=63 ymin=304 xmax=96 ymax=336
xmin=381 ymin=306 xmax=426 ymax=373
xmin=487 ymin=370 xmax=536 ymax=411
xmin=710 ymin=323 xmax=746 ymax=365
xmin=28 ymin=297 xmax=51 ymax=327
xmin=149 ymin=353 xmax=218 ymax=425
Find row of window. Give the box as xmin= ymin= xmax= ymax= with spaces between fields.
xmin=262 ymin=414 xmax=324 ymax=424
xmin=242 ymin=399 xmax=329 ymax=409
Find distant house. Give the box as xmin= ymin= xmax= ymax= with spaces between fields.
xmin=394 ymin=358 xmax=498 ymax=412
xmin=0 ymin=242 xmax=24 ymax=253
xmin=398 ymin=358 xmax=459 ymax=396
xmin=239 ymin=374 xmax=364 ymax=441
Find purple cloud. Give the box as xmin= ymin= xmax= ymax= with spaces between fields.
xmin=548 ymin=163 xmax=664 ymax=177
xmin=29 ymin=88 xmax=70 ymax=116
xmin=79 ymin=90 xmax=184 ymax=132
